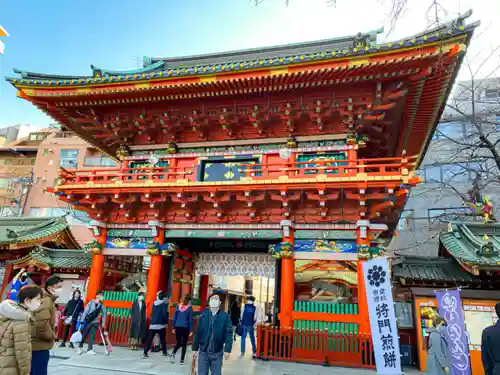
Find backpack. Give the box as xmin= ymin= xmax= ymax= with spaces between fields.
xmin=84 ymin=303 xmax=102 ymax=324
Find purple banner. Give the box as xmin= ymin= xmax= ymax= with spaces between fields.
xmin=435 ymin=289 xmax=471 ymax=375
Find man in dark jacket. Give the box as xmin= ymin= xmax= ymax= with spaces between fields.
xmin=192 ymin=293 xmax=233 ymax=375
xmin=142 ymin=291 xmax=169 ymax=358
xmin=482 ymin=303 xmax=500 ymax=375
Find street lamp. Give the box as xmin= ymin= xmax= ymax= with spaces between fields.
xmin=0 ymin=25 xmax=8 ymax=54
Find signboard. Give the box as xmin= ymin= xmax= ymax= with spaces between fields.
xmin=364 ymin=257 xmax=402 ymax=375
xmin=293 ymin=240 xmax=357 ymax=260
xmin=436 ymin=289 xmax=471 ymax=375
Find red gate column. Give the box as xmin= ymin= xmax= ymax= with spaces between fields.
xmin=356 ymin=220 xmax=370 ymax=335
xmin=86 ymin=226 xmax=107 ymax=303
xmin=280 ymin=221 xmax=295 ymax=328
xmin=146 ymin=227 xmax=165 ymax=317
xmin=199 ymin=275 xmax=210 ymax=310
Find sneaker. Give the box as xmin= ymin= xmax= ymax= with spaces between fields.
xmin=240 ymin=353 xmax=245 ymax=356
xmin=142 ymin=353 xmax=149 ymax=359
xmin=58 ymin=342 xmax=66 ymax=348
xmin=86 ymin=350 xmax=97 ymax=356
xmin=69 ymin=343 xmax=74 ymax=349
xmin=180 ymin=359 xmax=185 ymax=364
xmin=170 ymin=354 xmax=175 ymax=363
xmin=76 ymin=348 xmax=83 ymax=355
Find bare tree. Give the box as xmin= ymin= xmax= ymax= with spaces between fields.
xmin=414 ymin=47 xmax=500 ymax=224
xmin=250 ymin=0 xmax=445 ymax=34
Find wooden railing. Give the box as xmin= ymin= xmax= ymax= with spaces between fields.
xmin=256 ymin=325 xmax=375 ymax=368
xmin=57 ymin=155 xmax=416 ymax=187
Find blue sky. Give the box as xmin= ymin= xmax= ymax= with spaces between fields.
xmin=0 ymin=0 xmax=496 ymax=129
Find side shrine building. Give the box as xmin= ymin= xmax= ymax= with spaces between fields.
xmin=7 ymin=13 xmax=477 ymax=366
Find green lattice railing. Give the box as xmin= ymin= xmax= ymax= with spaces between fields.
xmin=103 ymin=291 xmax=138 ymax=317
xmin=294 ymin=301 xmax=359 ymax=334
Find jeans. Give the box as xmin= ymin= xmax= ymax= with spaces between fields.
xmin=172 ymin=326 xmax=190 ymax=361
xmin=144 ymin=328 xmax=167 ymax=355
xmin=241 ymin=326 xmax=256 ymax=354
xmin=79 ymin=322 xmax=98 ymax=350
xmin=30 ymin=350 xmax=50 ymax=375
xmin=198 ymin=351 xmax=223 ymax=375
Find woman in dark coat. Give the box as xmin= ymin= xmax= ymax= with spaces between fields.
xmin=60 ymin=289 xmax=84 ymax=348
xmin=230 ymin=300 xmax=241 ymax=341
xmin=129 ymin=291 xmax=147 ymax=350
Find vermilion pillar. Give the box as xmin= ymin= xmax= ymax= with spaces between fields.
xmin=356 ymin=221 xmax=370 ymax=334
xmin=280 ymin=226 xmax=295 ymax=328
xmin=146 ymin=227 xmax=165 ymax=317
xmin=199 ymin=275 xmax=210 ymax=310
xmin=86 ymin=227 xmax=107 ymax=303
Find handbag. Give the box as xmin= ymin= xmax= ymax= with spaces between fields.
xmin=235 ymin=323 xmax=243 ymax=337
xmin=64 ymin=316 xmax=73 ymax=325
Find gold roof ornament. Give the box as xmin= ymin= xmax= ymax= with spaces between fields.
xmin=447 ymin=222 xmax=453 ymax=232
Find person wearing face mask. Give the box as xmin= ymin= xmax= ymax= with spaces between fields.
xmin=171 ymin=295 xmax=194 ymax=364
xmin=7 ymin=268 xmax=29 ymax=303
xmin=239 ymin=296 xmax=257 ymax=357
xmin=142 ymin=291 xmax=169 ymax=358
xmin=77 ymin=291 xmax=107 ymax=355
xmin=59 ymin=289 xmax=84 ymax=348
xmin=0 ymin=285 xmax=43 ymax=375
xmin=192 ymin=293 xmax=233 ymax=375
xmin=128 ymin=291 xmax=147 ymax=350
xmin=426 ymin=315 xmax=451 ymax=375
xmin=30 ymin=275 xmax=62 ymax=375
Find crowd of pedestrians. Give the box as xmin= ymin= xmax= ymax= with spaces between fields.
xmin=0 ymin=271 xmax=267 ymax=375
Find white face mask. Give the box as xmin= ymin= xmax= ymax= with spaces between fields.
xmin=25 ymin=300 xmax=41 ymax=312
xmin=209 ymin=299 xmax=220 ymax=309
xmin=247 ymin=300 xmax=254 ymax=305
xmin=51 ymin=287 xmax=63 ymax=296
xmin=138 ymin=295 xmax=144 ymax=301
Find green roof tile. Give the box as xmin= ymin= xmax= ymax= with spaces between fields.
xmin=439 ymin=223 xmax=500 ymax=268
xmin=13 ymin=246 xmax=91 ymax=269
xmin=392 ymin=256 xmax=479 ymax=283
xmin=0 ymin=216 xmax=75 ymax=246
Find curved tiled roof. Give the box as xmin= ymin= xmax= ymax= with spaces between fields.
xmin=0 ymin=216 xmax=80 ymax=249
xmin=6 ymin=11 xmax=479 ymax=88
xmin=12 ymin=246 xmax=91 ymax=269
xmin=439 ymin=222 xmax=500 ymax=268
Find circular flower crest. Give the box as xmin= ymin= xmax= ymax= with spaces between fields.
xmin=367 ymin=265 xmax=386 ymax=287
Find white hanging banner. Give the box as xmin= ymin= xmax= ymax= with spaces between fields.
xmin=363 ymin=257 xmax=402 ymax=375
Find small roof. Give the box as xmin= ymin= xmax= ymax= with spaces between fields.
xmin=439 ymin=222 xmax=500 ymax=273
xmin=12 ymin=246 xmax=91 ymax=270
xmin=0 ymin=216 xmax=80 ymax=250
xmin=392 ymin=255 xmax=479 ymax=284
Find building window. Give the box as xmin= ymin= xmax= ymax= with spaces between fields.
xmin=424 ymin=166 xmax=442 ymax=182
xmin=28 ymin=133 xmax=47 ymax=141
xmin=484 ymin=88 xmax=499 ymax=100
xmin=427 ymin=207 xmax=469 ymax=224
xmin=398 ymin=210 xmax=414 ymax=230
xmin=29 ymin=207 xmax=89 ymax=225
xmin=60 ymin=149 xmax=79 ymax=169
xmin=199 ymin=157 xmax=260 ymax=182
xmin=441 ymin=163 xmax=468 ymax=182
xmin=432 ymin=121 xmax=465 ymax=140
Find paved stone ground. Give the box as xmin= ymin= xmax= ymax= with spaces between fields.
xmin=47 ymin=344 xmax=422 ymax=375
